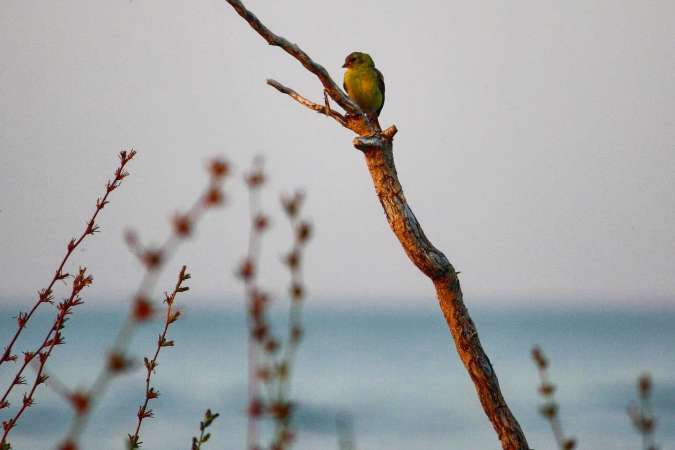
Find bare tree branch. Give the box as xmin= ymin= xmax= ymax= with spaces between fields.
xmin=225 ymin=1 xmax=531 ymax=449
xmin=227 ymin=0 xmax=359 ymax=116
xmin=266 ymin=79 xmax=347 ymax=126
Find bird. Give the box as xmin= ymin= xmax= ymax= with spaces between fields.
xmin=342 ymin=52 xmax=385 ymax=128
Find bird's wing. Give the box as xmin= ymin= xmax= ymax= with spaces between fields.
xmin=375 ymin=68 xmax=385 ymax=117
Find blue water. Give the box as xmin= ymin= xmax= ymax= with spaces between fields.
xmin=1 ymin=304 xmax=673 ymax=449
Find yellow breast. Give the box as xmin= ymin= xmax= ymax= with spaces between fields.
xmin=344 ymin=68 xmax=383 ymax=114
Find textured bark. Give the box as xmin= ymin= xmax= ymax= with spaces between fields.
xmin=226 ymin=1 xmax=530 ymax=448
xmin=359 ymin=136 xmax=530 ymax=449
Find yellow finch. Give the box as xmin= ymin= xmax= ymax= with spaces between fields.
xmin=342 ymin=52 xmax=385 ymax=126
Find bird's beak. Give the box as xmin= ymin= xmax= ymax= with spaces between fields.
xmin=342 ymin=62 xmax=348 ymax=68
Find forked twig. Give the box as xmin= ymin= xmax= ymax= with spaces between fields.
xmin=1 ymin=269 xmax=93 ymax=447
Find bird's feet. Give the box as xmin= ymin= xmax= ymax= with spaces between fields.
xmin=364 ymin=113 xmax=382 ymax=134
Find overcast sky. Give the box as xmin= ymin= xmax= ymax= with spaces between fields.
xmin=1 ymin=0 xmax=673 ymax=310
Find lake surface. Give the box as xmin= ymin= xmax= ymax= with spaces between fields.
xmin=1 ymin=304 xmax=673 ymax=449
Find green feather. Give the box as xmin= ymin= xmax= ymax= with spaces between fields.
xmin=342 ymin=52 xmax=385 ymax=117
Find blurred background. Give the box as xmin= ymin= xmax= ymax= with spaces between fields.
xmin=1 ymin=0 xmax=673 ymax=448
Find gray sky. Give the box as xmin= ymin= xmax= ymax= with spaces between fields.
xmin=1 ymin=0 xmax=674 ymax=309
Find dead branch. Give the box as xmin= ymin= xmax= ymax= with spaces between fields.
xmin=267 ymin=79 xmax=347 ymax=126
xmin=224 ymin=1 xmax=530 ymax=448
xmin=226 ymin=0 xmax=359 ymax=116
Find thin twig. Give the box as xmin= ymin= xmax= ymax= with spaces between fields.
xmin=269 ymin=191 xmax=311 ymax=449
xmin=531 ymin=347 xmax=576 ymax=450
xmin=1 ymin=269 xmax=93 ymax=447
xmin=190 ymin=409 xmax=219 ymax=450
xmin=0 ymin=150 xmax=135 ymax=367
xmin=238 ymin=157 xmax=267 ymax=450
xmin=127 ymin=265 xmax=191 ymax=449
xmin=237 ymin=162 xmax=311 ymax=450
xmin=226 ymin=0 xmax=359 ymax=116
xmin=56 ymin=159 xmax=230 ymax=450
xmin=266 ymin=80 xmax=346 ymax=126
xmin=627 ymin=373 xmax=659 ymax=450
xmin=277 ymin=192 xmax=310 ymax=397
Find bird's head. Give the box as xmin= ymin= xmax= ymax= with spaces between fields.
xmin=342 ymin=52 xmax=375 ymax=69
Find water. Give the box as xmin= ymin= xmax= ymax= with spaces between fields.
xmin=1 ymin=304 xmax=673 ymax=449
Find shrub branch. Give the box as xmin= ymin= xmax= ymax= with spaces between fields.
xmin=127 ymin=265 xmax=191 ymax=449
xmin=56 ymin=158 xmax=230 ymax=450
xmin=0 ymin=150 xmax=135 ymax=367
xmin=0 ymin=269 xmax=93 ymax=447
